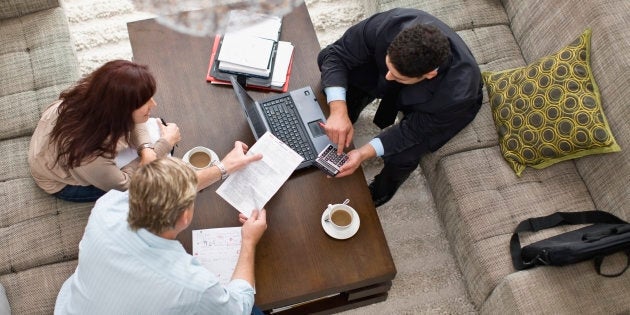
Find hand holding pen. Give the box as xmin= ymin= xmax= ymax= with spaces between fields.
xmin=159 ymin=117 xmax=180 ymax=155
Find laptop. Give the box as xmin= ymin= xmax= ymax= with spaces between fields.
xmin=229 ymin=75 xmax=332 ymax=170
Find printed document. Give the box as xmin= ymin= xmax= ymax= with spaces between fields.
xmin=192 ymin=227 xmax=241 ymax=285
xmin=216 ymin=132 xmax=303 ymax=217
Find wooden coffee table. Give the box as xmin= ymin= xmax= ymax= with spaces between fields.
xmin=128 ymin=4 xmax=396 ymax=313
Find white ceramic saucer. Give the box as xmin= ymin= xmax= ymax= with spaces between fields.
xmin=182 ymin=148 xmax=219 ymax=169
xmin=321 ymin=208 xmax=360 ymax=240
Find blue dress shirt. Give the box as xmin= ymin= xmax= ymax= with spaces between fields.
xmin=54 ymin=190 xmax=255 ymax=315
xmin=325 ymin=86 xmax=385 ymax=156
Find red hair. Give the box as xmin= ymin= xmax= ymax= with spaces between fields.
xmin=51 ymin=60 xmax=157 ymax=168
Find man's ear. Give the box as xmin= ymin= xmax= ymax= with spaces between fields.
xmin=424 ymin=69 xmax=438 ymax=80
xmin=176 ymin=206 xmax=194 ymax=230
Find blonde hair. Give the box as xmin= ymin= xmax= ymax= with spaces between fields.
xmin=128 ymin=157 xmax=197 ymax=234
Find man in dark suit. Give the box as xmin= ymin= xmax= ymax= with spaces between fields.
xmin=317 ymin=8 xmax=483 ymax=207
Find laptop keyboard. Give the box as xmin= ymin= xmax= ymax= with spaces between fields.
xmin=260 ymin=96 xmax=316 ymax=162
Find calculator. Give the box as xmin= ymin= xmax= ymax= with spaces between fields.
xmin=314 ymin=144 xmax=349 ymax=177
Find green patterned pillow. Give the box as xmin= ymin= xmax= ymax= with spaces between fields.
xmin=482 ymin=28 xmax=621 ymax=176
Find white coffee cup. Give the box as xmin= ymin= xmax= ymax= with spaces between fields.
xmin=325 ymin=203 xmax=355 ymax=230
xmin=183 ymin=146 xmax=218 ymax=171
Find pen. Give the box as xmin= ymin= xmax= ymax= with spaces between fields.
xmin=160 ymin=117 xmax=176 ymax=155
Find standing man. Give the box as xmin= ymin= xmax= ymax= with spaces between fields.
xmin=318 ymin=8 xmax=483 ymax=206
xmin=54 ymin=151 xmax=267 ymax=314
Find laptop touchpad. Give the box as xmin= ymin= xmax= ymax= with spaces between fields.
xmin=308 ymin=119 xmax=326 ymax=137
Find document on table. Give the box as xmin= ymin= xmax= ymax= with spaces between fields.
xmin=216 ymin=132 xmax=304 ymax=217
xmin=192 ymin=227 xmax=241 ymax=286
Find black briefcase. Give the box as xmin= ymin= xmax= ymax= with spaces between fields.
xmin=511 ymin=210 xmax=630 ymax=277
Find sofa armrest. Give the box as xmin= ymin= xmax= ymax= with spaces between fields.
xmin=0 ymin=0 xmax=58 ymax=20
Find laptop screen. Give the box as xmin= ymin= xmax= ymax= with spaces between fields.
xmin=230 ymin=76 xmax=268 ymax=139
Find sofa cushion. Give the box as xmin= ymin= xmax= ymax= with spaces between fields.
xmin=0 ymin=260 xmax=76 ymax=314
xmin=0 ymin=0 xmax=58 ymax=19
xmin=378 ymin=0 xmax=508 ymax=31
xmin=0 ymin=7 xmax=79 ymax=140
xmin=482 ymin=29 xmax=620 ymax=176
xmin=420 ymin=25 xmax=523 ymax=181
xmin=482 ymin=255 xmax=630 ymax=314
xmin=432 ymin=146 xmax=596 ymax=306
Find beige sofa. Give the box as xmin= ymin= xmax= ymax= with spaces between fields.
xmin=0 ymin=0 xmax=88 ymax=314
xmin=1 ymin=0 xmax=628 ymax=314
xmin=371 ymin=0 xmax=629 ymax=313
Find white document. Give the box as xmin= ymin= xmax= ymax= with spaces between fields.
xmin=218 ymin=34 xmax=275 ymax=73
xmin=224 ymin=10 xmax=282 ymax=41
xmin=216 ymin=132 xmax=304 ymax=217
xmin=192 ymin=227 xmax=241 ymax=286
xmin=271 ymin=41 xmax=294 ymax=87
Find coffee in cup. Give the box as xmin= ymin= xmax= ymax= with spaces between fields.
xmin=327 ymin=204 xmax=355 ymax=229
xmin=184 ymin=146 xmax=218 ymax=170
xmin=190 ymin=151 xmax=211 ymax=168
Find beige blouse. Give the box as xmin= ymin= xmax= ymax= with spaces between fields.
xmin=28 ymin=101 xmax=172 ymax=194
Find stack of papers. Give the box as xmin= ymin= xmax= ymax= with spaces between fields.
xmin=271 ymin=41 xmax=294 ymax=87
xmin=206 ymin=10 xmax=294 ymax=92
xmin=217 ymin=10 xmax=283 ymax=78
xmin=217 ymin=34 xmax=276 ymax=77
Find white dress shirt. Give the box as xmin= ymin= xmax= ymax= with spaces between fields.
xmin=54 ymin=190 xmax=255 ymax=315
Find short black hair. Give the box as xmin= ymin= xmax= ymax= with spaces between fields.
xmin=387 ymin=24 xmax=450 ymax=77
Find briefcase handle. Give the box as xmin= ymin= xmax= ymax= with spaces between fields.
xmin=594 ymin=249 xmax=630 ymax=277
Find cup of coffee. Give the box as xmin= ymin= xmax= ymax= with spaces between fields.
xmin=183 ymin=146 xmax=218 ymax=171
xmin=326 ymin=203 xmax=355 ymax=230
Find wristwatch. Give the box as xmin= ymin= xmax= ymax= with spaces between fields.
xmin=136 ymin=143 xmax=153 ymax=156
xmin=213 ymin=161 xmax=229 ymax=180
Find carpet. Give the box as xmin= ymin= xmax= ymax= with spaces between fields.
xmin=60 ymin=0 xmax=476 ymax=313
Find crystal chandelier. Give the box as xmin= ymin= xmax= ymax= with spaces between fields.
xmin=132 ymin=0 xmax=304 ymax=37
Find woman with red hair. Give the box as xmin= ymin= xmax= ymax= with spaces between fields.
xmin=28 ymin=60 xmax=181 ymax=202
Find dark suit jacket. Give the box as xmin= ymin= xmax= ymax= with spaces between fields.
xmin=318 ymin=8 xmax=483 ymax=157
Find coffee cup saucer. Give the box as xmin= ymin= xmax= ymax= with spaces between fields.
xmin=182 ymin=149 xmax=219 ymax=168
xmin=321 ymin=208 xmax=360 ymax=240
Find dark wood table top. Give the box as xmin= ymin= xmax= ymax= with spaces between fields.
xmin=128 ymin=4 xmax=396 ymax=309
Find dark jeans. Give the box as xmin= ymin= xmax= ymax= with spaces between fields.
xmin=53 ymin=184 xmax=107 ymax=203
xmin=251 ymin=305 xmax=265 ymax=315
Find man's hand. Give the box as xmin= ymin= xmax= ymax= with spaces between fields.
xmin=221 ymin=141 xmax=263 ymax=175
xmin=320 ymin=100 xmax=354 ymax=154
xmin=239 ymin=209 xmax=267 ymax=246
xmin=334 ymin=144 xmax=377 ymax=178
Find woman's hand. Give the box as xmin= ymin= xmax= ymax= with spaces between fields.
xmin=139 ymin=147 xmax=157 ymax=165
xmin=158 ymin=120 xmax=181 ymax=147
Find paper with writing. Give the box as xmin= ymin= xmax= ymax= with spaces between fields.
xmin=216 ymin=132 xmax=303 ymax=217
xmin=192 ymin=227 xmax=241 ymax=286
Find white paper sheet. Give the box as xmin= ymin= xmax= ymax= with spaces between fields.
xmin=271 ymin=41 xmax=294 ymax=87
xmin=192 ymin=227 xmax=241 ymax=285
xmin=216 ymin=132 xmax=303 ymax=217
